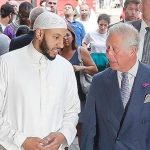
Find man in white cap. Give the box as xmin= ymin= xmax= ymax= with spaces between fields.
xmin=0 ymin=11 xmax=80 ymax=150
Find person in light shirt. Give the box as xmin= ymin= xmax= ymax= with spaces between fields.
xmin=0 ymin=11 xmax=80 ymax=150
xmin=76 ymin=3 xmax=97 ymax=33
xmin=82 ymin=13 xmax=110 ymax=72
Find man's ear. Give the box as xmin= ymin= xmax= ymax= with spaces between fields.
xmin=35 ymin=29 xmax=44 ymax=40
xmin=8 ymin=13 xmax=12 ymax=19
xmin=130 ymin=46 xmax=137 ymax=57
xmin=139 ymin=3 xmax=142 ymax=13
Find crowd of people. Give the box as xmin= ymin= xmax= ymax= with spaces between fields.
xmin=0 ymin=0 xmax=150 ymax=150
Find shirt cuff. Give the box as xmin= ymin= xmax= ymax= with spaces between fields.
xmin=13 ymin=132 xmax=27 ymax=148
xmin=59 ymin=124 xmax=77 ymax=146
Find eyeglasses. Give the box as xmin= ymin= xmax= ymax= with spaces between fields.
xmin=106 ymin=45 xmax=120 ymax=55
xmin=49 ymin=2 xmax=57 ymax=5
xmin=64 ymin=33 xmax=72 ymax=39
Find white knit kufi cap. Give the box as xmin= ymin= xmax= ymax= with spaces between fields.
xmin=33 ymin=11 xmax=67 ymax=30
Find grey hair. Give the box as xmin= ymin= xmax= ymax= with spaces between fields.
xmin=108 ymin=23 xmax=139 ymax=50
xmin=29 ymin=6 xmax=47 ymax=28
xmin=141 ymin=0 xmax=147 ymax=3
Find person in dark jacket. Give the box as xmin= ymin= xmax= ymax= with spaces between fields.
xmin=9 ymin=6 xmax=46 ymax=51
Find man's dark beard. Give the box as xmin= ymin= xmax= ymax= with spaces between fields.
xmin=40 ymin=36 xmax=56 ymax=61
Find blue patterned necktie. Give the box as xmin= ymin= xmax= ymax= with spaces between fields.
xmin=142 ymin=27 xmax=150 ymax=65
xmin=120 ymin=72 xmax=130 ymax=108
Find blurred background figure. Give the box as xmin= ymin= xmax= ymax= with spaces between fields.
xmin=0 ymin=3 xmax=16 ymax=32
xmin=103 ymin=0 xmax=111 ymax=8
xmin=4 ymin=1 xmax=33 ymax=39
xmin=15 ymin=25 xmax=29 ymax=37
xmin=111 ymin=0 xmax=121 ymax=8
xmin=0 ymin=32 xmax=10 ymax=55
xmin=131 ymin=0 xmax=150 ymax=65
xmin=9 ymin=6 xmax=46 ymax=51
xmin=76 ymin=2 xmax=97 ymax=33
xmin=60 ymin=24 xmax=97 ymax=150
xmin=82 ymin=14 xmax=110 ymax=72
xmin=45 ymin=0 xmax=57 ymax=13
xmin=64 ymin=3 xmax=85 ymax=46
xmin=40 ymin=0 xmax=46 ymax=7
xmin=120 ymin=0 xmax=140 ymax=22
xmin=60 ymin=24 xmax=97 ymax=110
xmin=7 ymin=0 xmax=19 ymax=16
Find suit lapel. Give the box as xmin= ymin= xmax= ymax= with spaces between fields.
xmin=130 ymin=20 xmax=142 ymax=32
xmin=105 ymin=69 xmax=124 ymax=135
xmin=118 ymin=63 xmax=146 ymax=136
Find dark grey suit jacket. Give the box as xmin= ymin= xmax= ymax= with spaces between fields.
xmin=80 ymin=62 xmax=150 ymax=150
xmin=9 ymin=30 xmax=34 ymax=51
xmin=130 ymin=19 xmax=142 ymax=32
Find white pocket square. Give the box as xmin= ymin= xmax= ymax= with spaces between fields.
xmin=144 ymin=94 xmax=150 ymax=103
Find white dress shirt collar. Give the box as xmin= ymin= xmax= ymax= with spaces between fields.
xmin=117 ymin=60 xmax=139 ymax=91
xmin=128 ymin=59 xmax=139 ymax=77
xmin=118 ymin=60 xmax=139 ymax=77
xmin=28 ymin=42 xmax=48 ymax=64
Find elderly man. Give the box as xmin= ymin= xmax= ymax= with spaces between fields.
xmin=0 ymin=11 xmax=80 ymax=150
xmin=80 ymin=23 xmax=150 ymax=150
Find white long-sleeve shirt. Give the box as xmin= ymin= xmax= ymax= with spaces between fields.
xmin=0 ymin=43 xmax=80 ymax=150
xmin=83 ymin=30 xmax=107 ymax=53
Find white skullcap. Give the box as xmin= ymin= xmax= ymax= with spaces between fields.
xmin=33 ymin=11 xmax=67 ymax=30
